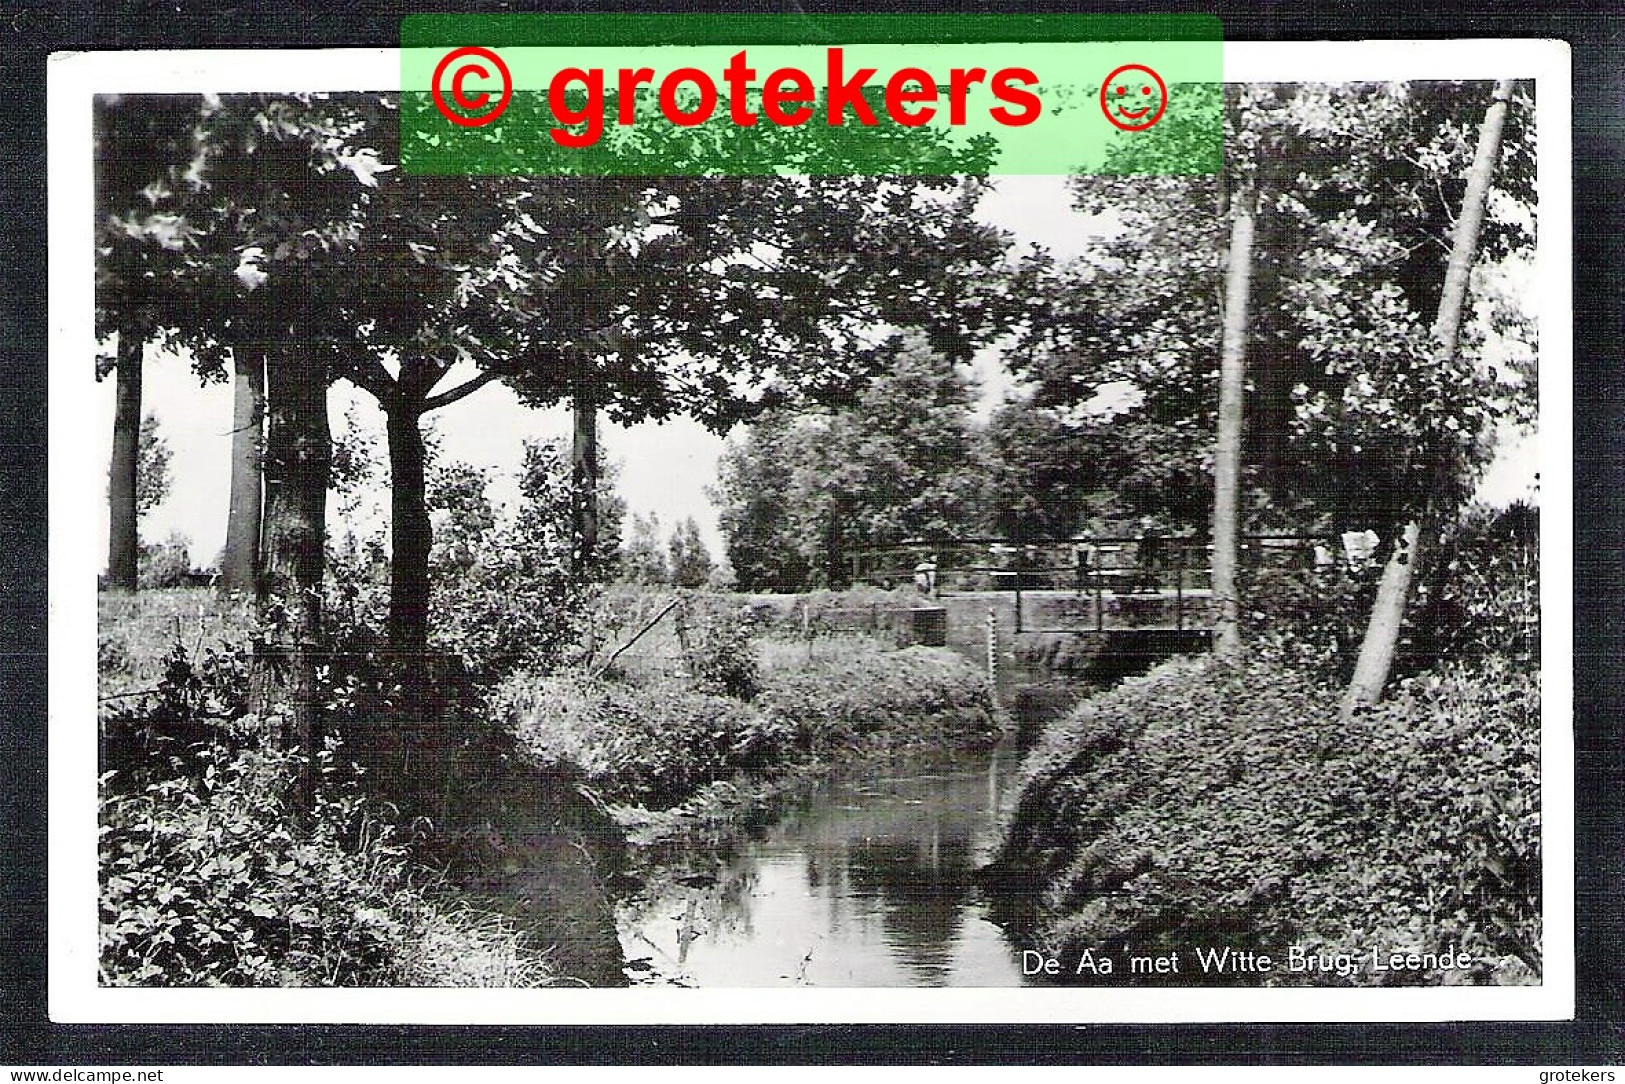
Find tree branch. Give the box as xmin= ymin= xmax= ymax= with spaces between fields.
xmin=339 ymin=350 xmax=400 ymax=404
xmin=422 ymin=369 xmax=501 ymax=413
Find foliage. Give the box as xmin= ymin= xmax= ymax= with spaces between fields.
xmin=426 ymin=527 xmax=588 ymax=685
xmin=1012 ymin=82 xmax=1536 ymax=540
xmin=329 ymin=403 xmax=383 ymax=523
xmin=753 ymin=639 xmax=998 ymax=753
xmin=673 ymin=595 xmax=759 ymax=701
xmin=712 ymin=336 xmax=986 ymax=588
xmin=136 ymin=532 xmax=199 ymax=590
xmin=135 ymin=411 xmax=172 ymax=518
xmin=100 ymin=735 xmax=406 ymax=986
xmin=666 ymin=517 xmax=713 ymax=589
xmin=502 ymin=673 xmax=767 ymax=809
xmin=1406 ymin=501 xmax=1539 ymax=669
xmin=99 ymin=732 xmax=550 ymax=987
xmin=991 ymin=647 xmax=1540 ymax=986
xmin=711 ymin=410 xmax=814 ymax=591
xmin=95 ymin=596 xmax=554 ymax=988
xmin=98 ymin=588 xmax=257 ymax=696
xmin=977 ymin=397 xmax=1133 ymax=541
xmin=426 ymin=459 xmax=497 ymax=578
xmin=414 ymin=442 xmax=613 ymax=683
xmin=619 ymin=512 xmax=668 ymax=586
xmin=1244 ymin=501 xmax=1539 ymax=682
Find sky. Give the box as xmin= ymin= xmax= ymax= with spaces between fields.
xmin=94 ymin=174 xmax=1541 ymax=572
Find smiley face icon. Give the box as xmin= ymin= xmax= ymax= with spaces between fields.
xmin=1100 ymin=63 xmax=1168 ymax=131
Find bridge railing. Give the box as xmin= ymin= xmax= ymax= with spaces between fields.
xmin=851 ymin=534 xmax=1336 ymax=599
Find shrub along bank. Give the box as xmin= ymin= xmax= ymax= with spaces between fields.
xmin=97 ymin=588 xmax=595 ymax=988
xmin=496 ymin=631 xmax=1000 ymax=818
xmin=99 ymin=732 xmax=548 ymax=987
xmin=983 ymin=651 xmax=1540 ymax=986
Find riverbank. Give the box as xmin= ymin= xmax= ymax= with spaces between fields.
xmin=983 ymin=650 xmax=1541 ymax=987
xmin=497 ymin=629 xmax=1002 ymax=844
xmin=97 ymin=587 xmax=615 ymax=987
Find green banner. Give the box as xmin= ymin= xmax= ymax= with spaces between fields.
xmin=400 ymin=14 xmax=1223 ymax=176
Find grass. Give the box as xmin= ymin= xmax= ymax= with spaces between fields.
xmin=399 ymin=901 xmax=559 ymax=987
xmin=98 ymin=586 xmax=255 ymax=698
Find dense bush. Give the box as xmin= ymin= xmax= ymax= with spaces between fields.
xmin=137 ymin=534 xmax=200 ymax=590
xmin=989 ymin=652 xmax=1540 ymax=985
xmin=500 ymin=673 xmax=771 ymax=807
xmin=1244 ymin=502 xmax=1538 ymax=682
xmin=1409 ymin=502 xmax=1539 ymax=668
xmin=674 ymin=596 xmax=760 ymax=700
xmin=755 ymin=638 xmax=997 ymax=750
xmin=426 ymin=515 xmax=593 ymax=687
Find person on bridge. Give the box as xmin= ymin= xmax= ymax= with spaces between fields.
xmin=1073 ymin=534 xmax=1100 ymax=593
xmin=914 ymin=555 xmax=938 ymax=597
xmin=1132 ymin=517 xmax=1164 ymax=594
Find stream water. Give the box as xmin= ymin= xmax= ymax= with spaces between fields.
xmin=615 ymin=672 xmax=1078 ymax=988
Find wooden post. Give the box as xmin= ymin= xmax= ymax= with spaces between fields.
xmin=1094 ymin=556 xmax=1105 ymax=633
xmin=1175 ymin=539 xmax=1185 ymax=632
xmin=1014 ymin=583 xmax=1023 ymax=635
xmin=985 ymin=608 xmax=998 ymax=690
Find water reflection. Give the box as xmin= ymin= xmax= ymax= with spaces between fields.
xmin=618 ymin=747 xmax=1033 ymax=987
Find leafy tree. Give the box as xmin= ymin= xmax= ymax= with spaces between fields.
xmin=219 ymin=348 xmax=263 ymax=593
xmin=1012 ymin=81 xmax=1535 ymax=660
xmin=713 ymin=336 xmax=984 ymax=587
xmin=135 ymin=411 xmax=172 ymax=521
xmin=667 ymin=517 xmax=714 ymax=589
xmin=426 ymin=460 xmax=496 ymax=578
xmin=1342 ymin=79 xmax=1521 ymax=711
xmin=94 ymin=94 xmax=223 ymax=589
xmin=620 ymin=512 xmax=668 ymax=586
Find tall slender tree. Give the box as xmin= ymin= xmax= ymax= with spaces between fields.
xmin=1211 ymin=179 xmax=1257 ymax=659
xmin=1342 ymin=78 xmax=1518 ymax=712
xmin=94 ymin=95 xmax=215 ymax=589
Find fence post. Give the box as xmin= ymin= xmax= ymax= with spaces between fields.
xmin=1176 ymin=540 xmax=1185 ymax=632
xmin=1095 ymin=559 xmax=1105 ymax=633
xmin=985 ymin=608 xmax=998 ymax=689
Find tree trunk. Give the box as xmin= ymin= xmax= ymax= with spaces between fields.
xmin=106 ymin=325 xmax=143 ymax=590
xmin=1211 ymin=182 xmax=1258 ymax=660
xmin=572 ymin=385 xmax=599 ymax=577
xmin=261 ymin=342 xmax=330 ymax=800
xmin=220 ymin=346 xmax=265 ymax=594
xmin=386 ymin=403 xmax=432 ymax=657
xmin=1342 ymin=77 xmax=1515 ymax=714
